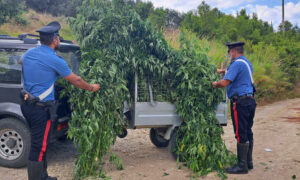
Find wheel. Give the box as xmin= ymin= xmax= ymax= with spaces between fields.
xmin=0 ymin=118 xmax=31 ymax=168
xmin=169 ymin=129 xmax=184 ymax=162
xmin=117 ymin=128 xmax=128 ymax=139
xmin=149 ymin=128 xmax=169 ymax=148
xmin=57 ymin=133 xmax=68 ymax=142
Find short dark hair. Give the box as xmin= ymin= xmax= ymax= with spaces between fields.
xmin=40 ymin=34 xmax=55 ymax=45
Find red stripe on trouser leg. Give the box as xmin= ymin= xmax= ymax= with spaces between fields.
xmin=233 ymin=101 xmax=240 ymax=143
xmin=38 ymin=120 xmax=51 ymax=162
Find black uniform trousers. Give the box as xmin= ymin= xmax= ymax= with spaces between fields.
xmin=21 ymin=103 xmax=52 ymax=162
xmin=230 ymin=97 xmax=256 ymax=143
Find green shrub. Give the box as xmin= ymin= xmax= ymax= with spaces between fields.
xmin=14 ymin=16 xmax=28 ymax=26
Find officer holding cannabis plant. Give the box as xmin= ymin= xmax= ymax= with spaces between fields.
xmin=212 ymin=42 xmax=256 ymax=174
xmin=21 ymin=21 xmax=100 ymax=180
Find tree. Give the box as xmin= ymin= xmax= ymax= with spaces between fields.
xmin=279 ymin=20 xmax=293 ymax=32
xmin=134 ymin=1 xmax=154 ymax=20
xmin=25 ymin=0 xmax=77 ymax=17
xmin=197 ymin=1 xmax=210 ymax=16
xmin=197 ymin=1 xmax=223 ymax=36
xmin=165 ymin=9 xmax=185 ymax=29
xmin=148 ymin=8 xmax=167 ymax=29
xmin=238 ymin=9 xmax=249 ymax=19
xmin=181 ymin=2 xmax=282 ymax=44
xmin=0 ymin=0 xmax=25 ymax=26
xmin=132 ymin=1 xmax=184 ymax=29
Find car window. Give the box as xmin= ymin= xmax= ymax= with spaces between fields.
xmin=0 ymin=47 xmax=80 ymax=85
xmin=56 ymin=50 xmax=80 ymax=75
xmin=0 ymin=49 xmax=24 ymax=84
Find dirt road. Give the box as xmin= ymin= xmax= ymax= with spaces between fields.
xmin=1 ymin=98 xmax=300 ymax=180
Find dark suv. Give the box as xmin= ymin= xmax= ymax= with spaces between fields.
xmin=0 ymin=34 xmax=80 ymax=168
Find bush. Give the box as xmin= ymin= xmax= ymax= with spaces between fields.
xmin=14 ymin=16 xmax=28 ymax=26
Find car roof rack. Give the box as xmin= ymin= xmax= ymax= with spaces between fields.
xmin=18 ymin=33 xmax=74 ymax=44
xmin=18 ymin=33 xmax=39 ymax=40
xmin=17 ymin=34 xmax=38 ymax=44
xmin=0 ymin=34 xmax=74 ymax=45
xmin=0 ymin=34 xmax=38 ymax=44
xmin=0 ymin=35 xmax=19 ymax=40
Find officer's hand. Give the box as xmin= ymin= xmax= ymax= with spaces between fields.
xmin=212 ymin=81 xmax=217 ymax=88
xmin=91 ymin=84 xmax=100 ymax=92
xmin=217 ymin=69 xmax=225 ymax=75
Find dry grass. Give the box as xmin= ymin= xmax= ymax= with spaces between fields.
xmin=164 ymin=29 xmax=180 ymax=50
xmin=0 ymin=9 xmax=74 ymax=40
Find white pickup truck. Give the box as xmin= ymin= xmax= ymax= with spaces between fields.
xmin=122 ymin=75 xmax=228 ymax=159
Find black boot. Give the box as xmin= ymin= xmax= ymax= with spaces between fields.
xmin=248 ymin=141 xmax=253 ymax=170
xmin=42 ymin=155 xmax=57 ymax=180
xmin=28 ymin=161 xmax=43 ymax=180
xmin=42 ymin=175 xmax=57 ymax=180
xmin=226 ymin=143 xmax=249 ymax=174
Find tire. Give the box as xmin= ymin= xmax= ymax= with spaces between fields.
xmin=57 ymin=133 xmax=68 ymax=142
xmin=117 ymin=128 xmax=128 ymax=139
xmin=0 ymin=118 xmax=31 ymax=168
xmin=169 ymin=129 xmax=184 ymax=162
xmin=149 ymin=128 xmax=169 ymax=148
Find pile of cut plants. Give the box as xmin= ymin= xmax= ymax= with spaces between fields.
xmin=63 ymin=0 xmax=235 ymax=179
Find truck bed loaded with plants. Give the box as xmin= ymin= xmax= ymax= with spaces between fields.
xmin=62 ymin=0 xmax=235 ymax=179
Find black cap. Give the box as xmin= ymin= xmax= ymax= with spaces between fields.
xmin=36 ymin=21 xmax=61 ymax=36
xmin=225 ymin=42 xmax=245 ymax=49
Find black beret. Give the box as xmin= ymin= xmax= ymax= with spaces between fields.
xmin=225 ymin=42 xmax=245 ymax=49
xmin=36 ymin=21 xmax=61 ymax=36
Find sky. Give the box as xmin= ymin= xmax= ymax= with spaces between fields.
xmin=145 ymin=0 xmax=300 ymax=29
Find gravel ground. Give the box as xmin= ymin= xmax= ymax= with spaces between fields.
xmin=0 ymin=98 xmax=300 ymax=180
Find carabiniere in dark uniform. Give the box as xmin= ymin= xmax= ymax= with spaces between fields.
xmin=20 ymin=21 xmax=100 ymax=180
xmin=212 ymin=42 xmax=257 ymax=174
